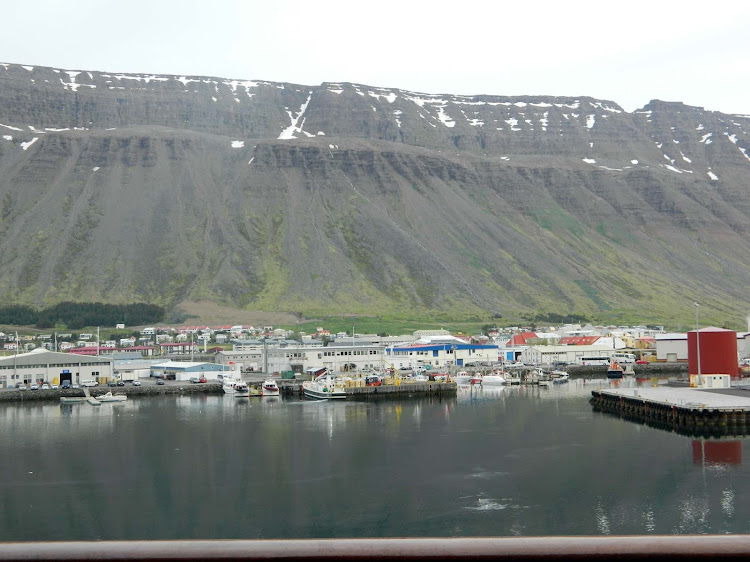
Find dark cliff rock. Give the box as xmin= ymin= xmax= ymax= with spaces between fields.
xmin=1 ymin=62 xmax=750 ymax=324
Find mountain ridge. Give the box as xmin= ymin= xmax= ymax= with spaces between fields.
xmin=1 ymin=62 xmax=750 ymax=327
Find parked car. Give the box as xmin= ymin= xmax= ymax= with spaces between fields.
xmin=71 ymin=383 xmax=80 ymax=389
xmin=116 ymin=380 xmax=125 ymax=386
xmin=61 ymin=382 xmax=71 ymax=389
xmin=17 ymin=384 xmax=27 ymax=391
xmin=41 ymin=384 xmax=50 ymax=390
xmin=107 ymin=381 xmax=117 ymax=387
xmin=132 ymin=380 xmax=142 ymax=386
xmin=636 ymin=359 xmax=650 ymax=365
xmin=199 ymin=376 xmax=207 ymax=383
xmin=30 ymin=384 xmax=39 ymax=390
xmin=51 ymin=383 xmax=59 ymax=390
xmin=189 ymin=377 xmax=199 ymax=384
xmin=156 ymin=379 xmax=165 ymax=385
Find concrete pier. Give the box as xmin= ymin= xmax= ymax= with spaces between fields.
xmin=345 ymin=381 xmax=457 ymax=399
xmin=591 ymin=386 xmax=750 ymax=437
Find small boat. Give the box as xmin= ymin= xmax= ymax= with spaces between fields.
xmin=607 ymin=361 xmax=625 ymax=379
xmin=481 ymin=372 xmax=507 ymax=386
xmin=261 ymin=380 xmax=280 ymax=396
xmin=302 ymin=373 xmax=346 ymax=400
xmin=453 ymin=371 xmax=472 ymax=384
xmin=223 ymin=379 xmax=250 ymax=397
xmin=551 ymin=371 xmax=569 ymax=383
xmin=97 ymin=391 xmax=127 ymax=402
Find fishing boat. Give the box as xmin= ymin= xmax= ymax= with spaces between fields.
xmin=469 ymin=373 xmax=483 ymax=385
xmin=261 ymin=380 xmax=280 ymax=396
xmin=302 ymin=373 xmax=346 ymax=400
xmin=607 ymin=361 xmax=625 ymax=379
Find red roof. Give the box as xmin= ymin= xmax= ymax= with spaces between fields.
xmin=506 ymin=332 xmax=538 ymax=347
xmin=559 ymin=336 xmax=601 ymax=346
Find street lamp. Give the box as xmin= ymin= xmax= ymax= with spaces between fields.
xmin=694 ymin=302 xmax=701 ymax=378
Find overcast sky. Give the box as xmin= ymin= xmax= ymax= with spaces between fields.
xmin=3 ymin=0 xmax=750 ymax=114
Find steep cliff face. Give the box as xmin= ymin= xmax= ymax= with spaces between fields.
xmin=1 ymin=62 xmax=749 ymax=324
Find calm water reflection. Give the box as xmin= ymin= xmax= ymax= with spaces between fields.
xmin=0 ymin=379 xmax=747 ymax=540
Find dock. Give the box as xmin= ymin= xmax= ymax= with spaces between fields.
xmin=590 ymin=386 xmax=750 ymax=437
xmin=82 ymin=386 xmax=101 ymax=405
xmin=345 ymin=381 xmax=457 ymax=399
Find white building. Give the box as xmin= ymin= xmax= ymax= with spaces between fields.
xmin=0 ymin=349 xmax=113 ymax=388
xmin=385 ymin=341 xmax=499 ymax=370
xmin=655 ymin=333 xmax=688 ymax=362
xmin=520 ymin=344 xmax=622 ymax=366
xmin=215 ymin=350 xmax=262 ymax=372
xmin=150 ymin=361 xmax=238 ymax=381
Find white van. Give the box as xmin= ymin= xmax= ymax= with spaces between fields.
xmin=612 ymin=353 xmax=636 ymax=364
xmin=81 ymin=380 xmax=98 ymax=387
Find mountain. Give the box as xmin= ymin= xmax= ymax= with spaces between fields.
xmin=1 ymin=62 xmax=749 ymax=327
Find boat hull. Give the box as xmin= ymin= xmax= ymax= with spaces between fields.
xmin=302 ymin=382 xmax=346 ymax=400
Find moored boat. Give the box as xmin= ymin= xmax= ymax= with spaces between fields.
xmin=97 ymin=391 xmax=127 ymax=402
xmin=481 ymin=371 xmax=507 ymax=386
xmin=302 ymin=373 xmax=346 ymax=400
xmin=261 ymin=380 xmax=280 ymax=396
xmin=551 ymin=371 xmax=569 ymax=383
xmin=223 ymin=379 xmax=250 ymax=397
xmin=453 ymin=371 xmax=472 ymax=384
xmin=607 ymin=361 xmax=625 ymax=379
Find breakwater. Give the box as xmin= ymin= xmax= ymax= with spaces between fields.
xmin=0 ymin=383 xmax=224 ymax=402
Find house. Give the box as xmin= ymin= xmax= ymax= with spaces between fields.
xmin=159 ymin=342 xmax=199 ymax=355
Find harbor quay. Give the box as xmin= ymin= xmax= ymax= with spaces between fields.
xmin=0 ymin=378 xmax=458 ymax=402
xmin=590 ymin=386 xmax=750 ymax=437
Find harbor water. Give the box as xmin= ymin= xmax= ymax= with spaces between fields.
xmin=0 ymin=379 xmax=748 ymax=541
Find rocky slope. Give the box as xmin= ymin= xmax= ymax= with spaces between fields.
xmin=1 ymin=62 xmax=749 ymax=326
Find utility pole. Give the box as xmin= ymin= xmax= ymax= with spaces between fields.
xmin=695 ymin=302 xmax=701 ymax=378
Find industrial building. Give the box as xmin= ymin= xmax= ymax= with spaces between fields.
xmin=0 ymin=348 xmax=114 ymax=388
xmin=149 ymin=361 xmax=238 ymax=381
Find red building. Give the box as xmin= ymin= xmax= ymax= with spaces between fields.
xmin=687 ymin=327 xmax=739 ymax=377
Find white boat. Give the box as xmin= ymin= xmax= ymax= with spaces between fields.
xmin=261 ymin=380 xmax=280 ymax=396
xmin=481 ymin=372 xmax=507 ymax=386
xmin=223 ymin=379 xmax=250 ymax=397
xmin=551 ymin=371 xmax=570 ymax=383
xmin=453 ymin=371 xmax=472 ymax=384
xmin=97 ymin=391 xmax=127 ymax=402
xmin=302 ymin=373 xmax=346 ymax=400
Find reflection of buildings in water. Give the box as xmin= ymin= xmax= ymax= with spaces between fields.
xmin=0 ymin=400 xmax=132 ymax=442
